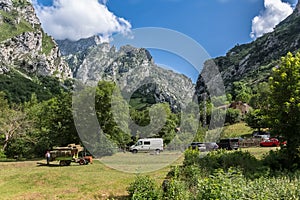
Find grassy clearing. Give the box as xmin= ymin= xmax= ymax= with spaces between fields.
xmin=41 ymin=31 xmax=55 ymax=55
xmin=241 ymin=146 xmax=280 ymax=160
xmin=100 ymin=151 xmax=183 ymax=173
xmin=0 ymin=152 xmax=184 ymax=200
xmin=0 ymin=147 xmax=277 ymax=199
xmin=222 ymin=122 xmax=253 ymax=138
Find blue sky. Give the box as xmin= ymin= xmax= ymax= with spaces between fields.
xmin=35 ymin=0 xmax=297 ymax=82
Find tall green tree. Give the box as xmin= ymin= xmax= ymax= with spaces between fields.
xmin=245 ymin=109 xmax=269 ymax=132
xmin=269 ymin=52 xmax=300 ymax=167
xmin=95 ymin=81 xmax=131 ymax=149
xmin=249 ymin=82 xmax=271 ymax=110
xmin=30 ymin=92 xmax=80 ymax=155
xmin=232 ymin=81 xmax=252 ymax=103
xmin=0 ymin=92 xmax=32 ymax=152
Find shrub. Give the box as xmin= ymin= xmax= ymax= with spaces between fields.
xmin=182 ymin=149 xmax=265 ymax=179
xmin=127 ymin=175 xmax=160 ymax=200
xmin=163 ymin=179 xmax=190 ymax=200
xmin=0 ymin=149 xmax=6 ymax=158
xmin=183 ymin=148 xmax=200 ymax=166
xmin=196 ymin=168 xmax=246 ymax=200
xmin=263 ymin=148 xmax=300 ymax=172
xmin=225 ymin=108 xmax=241 ymax=124
xmin=196 ymin=168 xmax=300 ymax=200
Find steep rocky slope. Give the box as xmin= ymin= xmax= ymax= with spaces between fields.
xmin=0 ymin=0 xmax=71 ymax=78
xmin=196 ymin=1 xmax=300 ymax=94
xmin=57 ymin=37 xmax=195 ymax=111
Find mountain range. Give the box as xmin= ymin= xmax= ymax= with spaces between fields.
xmin=1 ymin=0 xmax=300 ymax=107
xmin=196 ymin=2 xmax=300 ymax=94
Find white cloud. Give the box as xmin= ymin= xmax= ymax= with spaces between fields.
xmin=33 ymin=0 xmax=131 ymax=41
xmin=250 ymin=0 xmax=293 ymax=39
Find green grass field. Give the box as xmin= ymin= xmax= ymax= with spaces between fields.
xmin=99 ymin=151 xmax=183 ymax=173
xmin=0 ymin=152 xmax=184 ymax=200
xmin=222 ymin=122 xmax=253 ymax=138
xmin=0 ymin=147 xmax=275 ymax=199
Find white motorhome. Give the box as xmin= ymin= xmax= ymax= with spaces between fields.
xmin=130 ymin=138 xmax=163 ymax=154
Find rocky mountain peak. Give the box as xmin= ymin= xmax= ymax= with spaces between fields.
xmin=57 ymin=37 xmax=195 ymax=111
xmin=0 ymin=0 xmax=12 ymax=12
xmin=0 ymin=0 xmax=71 ymax=79
xmin=56 ymin=35 xmax=103 ymax=56
xmin=296 ymin=1 xmax=300 ymax=14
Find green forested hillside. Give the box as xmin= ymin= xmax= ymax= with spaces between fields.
xmin=196 ymin=9 xmax=300 ymax=93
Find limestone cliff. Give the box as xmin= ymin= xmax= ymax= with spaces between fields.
xmin=0 ymin=0 xmax=71 ymax=79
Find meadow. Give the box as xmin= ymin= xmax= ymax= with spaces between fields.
xmin=0 ymin=151 xmax=184 ymax=200
xmin=0 ymin=147 xmax=275 ymax=200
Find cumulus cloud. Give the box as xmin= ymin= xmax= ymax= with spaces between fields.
xmin=250 ymin=0 xmax=293 ymax=39
xmin=33 ymin=0 xmax=131 ymax=41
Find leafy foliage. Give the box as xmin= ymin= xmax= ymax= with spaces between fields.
xmin=127 ymin=175 xmax=160 ymax=200
xmin=268 ymin=52 xmax=300 ymax=168
xmin=245 ymin=109 xmax=269 ymax=131
xmin=225 ymin=108 xmax=241 ymax=124
xmin=231 ymin=81 xmax=252 ymax=103
xmin=183 ymin=149 xmax=264 ymax=179
xmin=0 ymin=71 xmax=67 ymax=104
xmin=196 ymin=168 xmax=300 ymax=200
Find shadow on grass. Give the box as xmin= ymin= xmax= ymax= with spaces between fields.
xmin=36 ymin=162 xmax=91 ymax=167
xmin=36 ymin=162 xmax=62 ymax=167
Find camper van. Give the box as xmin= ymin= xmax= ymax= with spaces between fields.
xmin=130 ymin=138 xmax=163 ymax=154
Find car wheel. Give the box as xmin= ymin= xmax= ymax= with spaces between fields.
xmin=59 ymin=160 xmax=66 ymax=166
xmin=132 ymin=149 xmax=138 ymax=154
xmin=155 ymin=149 xmax=160 ymax=154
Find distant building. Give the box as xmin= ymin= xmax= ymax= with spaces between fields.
xmin=229 ymin=101 xmax=251 ymax=115
xmin=217 ymin=101 xmax=251 ymax=115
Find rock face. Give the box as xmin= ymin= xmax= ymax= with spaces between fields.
xmin=0 ymin=0 xmax=71 ymax=79
xmin=196 ymin=2 xmax=300 ymax=94
xmin=0 ymin=0 xmax=12 ymax=12
xmin=58 ymin=38 xmax=195 ymax=111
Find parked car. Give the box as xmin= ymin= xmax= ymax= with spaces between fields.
xmin=260 ymin=138 xmax=280 ymax=147
xmin=204 ymin=142 xmax=219 ymax=151
xmin=189 ymin=142 xmax=205 ymax=151
xmin=189 ymin=142 xmax=218 ymax=152
xmin=217 ymin=138 xmax=239 ymax=150
xmin=252 ymin=130 xmax=270 ymax=137
xmin=254 ymin=135 xmax=270 ymax=140
xmin=130 ymin=138 xmax=164 ymax=153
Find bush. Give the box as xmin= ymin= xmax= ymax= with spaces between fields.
xmin=225 ymin=108 xmax=241 ymax=124
xmin=196 ymin=168 xmax=246 ymax=199
xmin=127 ymin=175 xmax=160 ymax=200
xmin=196 ymin=168 xmax=300 ymax=200
xmin=0 ymin=149 xmax=6 ymax=158
xmin=263 ymin=148 xmax=300 ymax=172
xmin=182 ymin=149 xmax=265 ymax=179
xmin=163 ymin=179 xmax=190 ymax=200
xmin=183 ymin=148 xmax=200 ymax=166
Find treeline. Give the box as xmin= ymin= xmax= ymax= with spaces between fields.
xmin=0 ymin=77 xmax=202 ymax=158
xmin=1 ymin=52 xmax=300 ymax=163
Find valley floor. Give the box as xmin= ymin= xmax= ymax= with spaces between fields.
xmin=0 ymin=147 xmax=275 ymax=200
